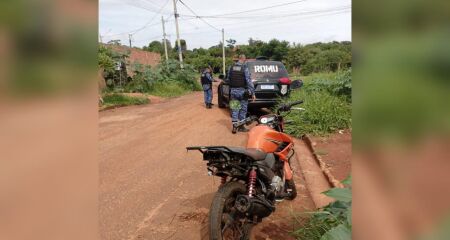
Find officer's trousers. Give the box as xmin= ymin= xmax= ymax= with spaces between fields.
xmin=202 ymin=84 xmax=212 ymax=105
xmin=230 ymin=88 xmax=248 ymax=122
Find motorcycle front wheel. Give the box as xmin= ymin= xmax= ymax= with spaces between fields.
xmin=209 ymin=181 xmax=253 ymax=240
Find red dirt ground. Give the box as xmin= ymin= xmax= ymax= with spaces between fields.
xmin=309 ymin=130 xmax=352 ymax=182
xmin=99 ymin=85 xmax=317 ymax=240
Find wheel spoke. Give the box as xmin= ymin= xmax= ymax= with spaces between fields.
xmin=215 ymin=185 xmax=251 ymax=240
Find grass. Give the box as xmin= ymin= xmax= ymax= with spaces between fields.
xmin=283 ymin=89 xmax=351 ymax=137
xmin=282 ymin=70 xmax=352 ymax=137
xmin=290 ymin=72 xmax=338 ymax=83
xmin=148 ymin=81 xmax=194 ymax=98
xmin=101 ymin=93 xmax=149 ymax=109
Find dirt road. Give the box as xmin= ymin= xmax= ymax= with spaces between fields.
xmin=99 ymin=86 xmax=315 ymax=240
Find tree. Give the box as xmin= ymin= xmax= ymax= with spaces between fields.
xmin=143 ymin=41 xmax=164 ymax=54
xmin=174 ymin=39 xmax=187 ymax=53
xmin=98 ymin=45 xmax=130 ymax=87
xmin=268 ymin=39 xmax=289 ymax=61
xmin=107 ymin=39 xmax=121 ymax=45
xmin=98 ymin=45 xmax=115 ymax=75
xmin=226 ymin=39 xmax=236 ymax=48
xmin=284 ymin=42 xmax=351 ymax=75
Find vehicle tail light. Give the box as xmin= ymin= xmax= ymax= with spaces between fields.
xmin=279 ymin=77 xmax=291 ymax=84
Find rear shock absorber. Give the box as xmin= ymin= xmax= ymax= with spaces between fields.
xmin=247 ymin=168 xmax=257 ymax=197
xmin=220 ymin=176 xmax=227 ymax=185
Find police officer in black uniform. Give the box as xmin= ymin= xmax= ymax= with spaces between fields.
xmin=200 ymin=66 xmax=214 ymax=109
xmin=228 ymin=54 xmax=255 ymax=133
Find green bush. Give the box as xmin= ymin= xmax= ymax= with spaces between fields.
xmin=283 ymin=90 xmax=351 ymax=136
xmin=98 ymin=45 xmax=115 ymax=75
xmin=281 ymin=70 xmax=352 ymax=136
xmin=102 ymin=93 xmax=149 ymax=107
xmin=292 ymin=176 xmax=352 ymax=240
xmin=304 ymin=69 xmax=352 ymax=102
xmin=124 ymin=59 xmax=201 ymax=96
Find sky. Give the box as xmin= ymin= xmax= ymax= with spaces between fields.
xmin=99 ymin=0 xmax=352 ymax=49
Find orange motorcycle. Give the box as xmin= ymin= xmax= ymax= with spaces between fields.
xmin=187 ymin=100 xmax=304 ymax=240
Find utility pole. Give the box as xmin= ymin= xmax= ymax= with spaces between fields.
xmin=161 ymin=16 xmax=169 ymax=62
xmin=173 ymin=0 xmax=183 ymax=68
xmin=128 ymin=34 xmax=132 ymax=48
xmin=222 ymin=28 xmax=226 ymax=75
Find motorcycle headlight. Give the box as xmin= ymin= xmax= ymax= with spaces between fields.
xmin=280 ymin=85 xmax=288 ymax=95
xmin=260 ymin=117 xmax=268 ymax=124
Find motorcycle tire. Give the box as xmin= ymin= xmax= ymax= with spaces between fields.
xmin=209 ymin=182 xmax=252 ymax=240
xmin=285 ymin=179 xmax=297 ymax=200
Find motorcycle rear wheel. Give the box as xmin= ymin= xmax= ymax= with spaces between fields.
xmin=285 ymin=179 xmax=297 ymax=200
xmin=209 ymin=181 xmax=253 ymax=240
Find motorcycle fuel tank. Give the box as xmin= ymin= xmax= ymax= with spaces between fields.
xmin=246 ymin=125 xmax=293 ymax=153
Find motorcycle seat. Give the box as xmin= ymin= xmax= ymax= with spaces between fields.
xmin=228 ymin=147 xmax=267 ymax=161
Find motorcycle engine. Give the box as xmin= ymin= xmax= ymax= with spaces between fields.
xmin=270 ymin=176 xmax=284 ymax=196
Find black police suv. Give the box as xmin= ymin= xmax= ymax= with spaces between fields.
xmin=217 ymin=58 xmax=302 ymax=109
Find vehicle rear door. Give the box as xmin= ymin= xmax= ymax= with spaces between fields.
xmin=246 ymin=61 xmax=289 ymax=99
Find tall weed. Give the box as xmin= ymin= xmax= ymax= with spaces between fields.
xmin=283 ymin=90 xmax=351 ymax=136
xmin=102 ymin=93 xmax=149 ymax=107
xmin=282 ymin=69 xmax=352 ymax=136
xmin=123 ymin=59 xmax=201 ymax=95
xmin=150 ymin=81 xmax=191 ymax=98
xmin=303 ymin=69 xmax=352 ymax=102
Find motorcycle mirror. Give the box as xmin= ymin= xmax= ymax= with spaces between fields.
xmin=218 ymin=74 xmax=225 ymax=80
xmin=290 ymin=80 xmax=303 ymax=89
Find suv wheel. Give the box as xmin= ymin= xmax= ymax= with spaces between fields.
xmin=218 ymin=84 xmax=226 ymax=108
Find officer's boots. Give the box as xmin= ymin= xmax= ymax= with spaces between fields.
xmin=238 ymin=125 xmax=249 ymax=132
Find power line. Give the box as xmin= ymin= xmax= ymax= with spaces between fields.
xmin=124 ymin=0 xmax=172 ymax=15
xmin=230 ymin=9 xmax=350 ymax=29
xmin=182 ymin=0 xmax=308 ymax=18
xmin=104 ymin=0 xmax=171 ymax=38
xmin=181 ymin=17 xmax=201 ymax=30
xmin=103 ymin=21 xmax=160 ymax=38
xmin=108 ymin=7 xmax=350 ymax=46
xmin=216 ymin=0 xmax=308 ymax=16
xmin=129 ymin=0 xmax=171 ymax=35
xmin=174 ymin=5 xmax=350 ymax=36
xmin=179 ymin=8 xmax=350 ymax=36
xmin=104 ymin=16 xmax=176 ymax=39
xmin=178 ymin=5 xmax=349 ymax=20
xmin=184 ymin=5 xmax=351 ymax=19
xmin=177 ymin=0 xmax=221 ymax=31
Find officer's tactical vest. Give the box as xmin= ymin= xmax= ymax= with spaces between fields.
xmin=229 ymin=64 xmax=247 ymax=88
xmin=200 ymin=71 xmax=210 ymax=85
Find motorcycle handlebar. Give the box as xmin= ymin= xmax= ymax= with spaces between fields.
xmin=277 ymin=100 xmax=304 ymax=113
xmin=289 ymin=100 xmax=304 ymax=107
